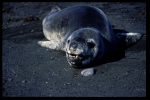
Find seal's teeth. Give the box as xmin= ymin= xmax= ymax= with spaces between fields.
xmin=75 ymin=55 xmax=78 ymax=58
xmin=72 ymin=55 xmax=79 ymax=59
xmin=68 ymin=54 xmax=71 ymax=57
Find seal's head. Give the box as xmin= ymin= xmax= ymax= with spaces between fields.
xmin=65 ymin=28 xmax=104 ymax=68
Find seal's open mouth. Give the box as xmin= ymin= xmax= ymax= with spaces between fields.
xmin=66 ymin=53 xmax=92 ymax=66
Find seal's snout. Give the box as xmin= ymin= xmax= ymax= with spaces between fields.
xmin=66 ymin=40 xmax=93 ymax=67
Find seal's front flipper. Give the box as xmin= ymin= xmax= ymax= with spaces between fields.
xmin=38 ymin=41 xmax=61 ymax=50
xmin=116 ymin=32 xmax=143 ymax=49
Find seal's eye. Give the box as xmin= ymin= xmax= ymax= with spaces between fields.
xmin=87 ymin=42 xmax=95 ymax=48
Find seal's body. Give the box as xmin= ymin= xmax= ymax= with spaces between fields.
xmin=38 ymin=5 xmax=142 ymax=67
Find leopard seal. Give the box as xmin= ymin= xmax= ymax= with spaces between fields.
xmin=38 ymin=5 xmax=142 ymax=68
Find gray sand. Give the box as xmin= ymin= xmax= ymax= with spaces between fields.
xmin=2 ymin=2 xmax=146 ymax=97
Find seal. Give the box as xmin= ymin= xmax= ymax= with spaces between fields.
xmin=38 ymin=5 xmax=142 ymax=68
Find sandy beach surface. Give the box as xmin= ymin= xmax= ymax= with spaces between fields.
xmin=2 ymin=2 xmax=146 ymax=97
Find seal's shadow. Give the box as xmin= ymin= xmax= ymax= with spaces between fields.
xmin=83 ymin=49 xmax=125 ymax=68
xmin=95 ymin=49 xmax=125 ymax=66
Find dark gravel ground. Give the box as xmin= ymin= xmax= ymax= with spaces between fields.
xmin=2 ymin=2 xmax=146 ymax=97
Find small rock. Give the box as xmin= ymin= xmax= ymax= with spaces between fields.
xmin=67 ymin=83 xmax=70 ymax=85
xmin=7 ymin=78 xmax=13 ymax=82
xmin=45 ymin=82 xmax=48 ymax=84
xmin=22 ymin=80 xmax=26 ymax=83
xmin=81 ymin=68 xmax=95 ymax=76
xmin=31 ymin=29 xmax=34 ymax=32
xmin=50 ymin=57 xmax=54 ymax=60
xmin=73 ymin=73 xmax=78 ymax=77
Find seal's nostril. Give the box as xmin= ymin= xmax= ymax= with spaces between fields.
xmin=67 ymin=40 xmax=70 ymax=43
xmin=72 ymin=42 xmax=77 ymax=47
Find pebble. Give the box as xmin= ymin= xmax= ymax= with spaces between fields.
xmin=45 ymin=82 xmax=48 ymax=84
xmin=7 ymin=78 xmax=13 ymax=82
xmin=31 ymin=29 xmax=34 ymax=32
xmin=50 ymin=57 xmax=54 ymax=60
xmin=81 ymin=68 xmax=95 ymax=76
xmin=22 ymin=80 xmax=26 ymax=83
